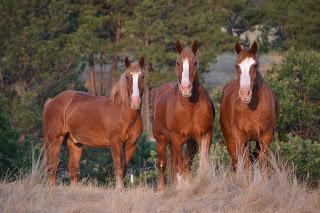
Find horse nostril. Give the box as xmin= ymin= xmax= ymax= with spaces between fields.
xmin=181 ymin=83 xmax=191 ymax=90
xmin=240 ymin=88 xmax=251 ymax=98
xmin=131 ymin=96 xmax=140 ymax=106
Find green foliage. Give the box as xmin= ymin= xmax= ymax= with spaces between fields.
xmin=0 ymin=95 xmax=20 ymax=176
xmin=210 ymin=86 xmax=224 ymax=143
xmin=266 ymin=49 xmax=320 ymax=139
xmin=272 ymin=134 xmax=320 ymax=186
xmin=262 ymin=0 xmax=320 ymax=50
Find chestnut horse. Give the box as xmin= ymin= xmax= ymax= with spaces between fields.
xmin=43 ymin=57 xmax=145 ymax=188
xmin=220 ymin=42 xmax=279 ymax=171
xmin=153 ymin=40 xmax=215 ymax=190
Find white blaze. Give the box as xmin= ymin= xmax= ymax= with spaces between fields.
xmin=181 ymin=58 xmax=190 ymax=85
xmin=239 ymin=57 xmax=255 ymax=88
xmin=131 ymin=72 xmax=141 ymax=97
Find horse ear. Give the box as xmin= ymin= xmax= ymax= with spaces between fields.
xmin=250 ymin=41 xmax=257 ymax=54
xmin=139 ymin=56 xmax=144 ymax=68
xmin=192 ymin=40 xmax=198 ymax=54
xmin=235 ymin=42 xmax=242 ymax=54
xmin=176 ymin=40 xmax=183 ymax=54
xmin=125 ymin=57 xmax=131 ymax=68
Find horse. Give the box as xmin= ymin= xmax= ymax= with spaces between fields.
xmin=220 ymin=41 xmax=279 ymax=171
xmin=152 ymin=40 xmax=215 ymax=190
xmin=42 ymin=57 xmax=145 ymax=189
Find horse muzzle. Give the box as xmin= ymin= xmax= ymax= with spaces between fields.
xmin=131 ymin=96 xmax=141 ymax=109
xmin=179 ymin=82 xmax=192 ymax=97
xmin=238 ymin=88 xmax=252 ymax=103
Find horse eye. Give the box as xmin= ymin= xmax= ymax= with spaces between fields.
xmin=254 ymin=64 xmax=258 ymax=69
xmin=177 ymin=62 xmax=180 ymax=66
xmin=141 ymin=75 xmax=144 ymax=79
xmin=194 ymin=61 xmax=197 ymax=65
xmin=235 ymin=65 xmax=239 ymax=69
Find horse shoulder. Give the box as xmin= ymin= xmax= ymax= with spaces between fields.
xmin=152 ymin=81 xmax=176 ymax=109
xmin=197 ymin=86 xmax=215 ymax=118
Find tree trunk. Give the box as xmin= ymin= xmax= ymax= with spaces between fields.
xmin=107 ymin=15 xmax=121 ymax=93
xmin=0 ymin=66 xmax=4 ymax=89
xmin=89 ymin=53 xmax=96 ymax=95
xmin=142 ymin=35 xmax=152 ymax=137
xmin=98 ymin=63 xmax=104 ymax=96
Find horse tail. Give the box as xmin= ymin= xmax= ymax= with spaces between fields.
xmin=168 ymin=141 xmax=177 ymax=184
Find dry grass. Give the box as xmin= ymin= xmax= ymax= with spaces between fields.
xmin=0 ymin=155 xmax=319 ymax=213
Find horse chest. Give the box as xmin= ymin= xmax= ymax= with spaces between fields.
xmin=234 ymin=107 xmax=271 ymax=139
xmin=169 ymin=105 xmax=212 ymax=137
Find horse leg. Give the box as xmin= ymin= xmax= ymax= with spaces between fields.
xmin=257 ymin=131 xmax=273 ymax=170
xmin=67 ymin=139 xmax=83 ymax=184
xmin=184 ymin=139 xmax=198 ymax=175
xmin=226 ymin=136 xmax=251 ymax=172
xmin=156 ymin=135 xmax=168 ymax=191
xmin=123 ymin=118 xmax=142 ymax=179
xmin=44 ymin=135 xmax=64 ymax=185
xmin=226 ymin=140 xmax=237 ymax=171
xmin=236 ymin=139 xmax=251 ymax=172
xmin=123 ymin=141 xmax=138 ymax=178
xmin=197 ymin=133 xmax=212 ymax=175
xmin=111 ymin=143 xmax=124 ymax=190
xmin=171 ymin=134 xmax=185 ymax=189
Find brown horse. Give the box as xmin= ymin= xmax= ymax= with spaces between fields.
xmin=153 ymin=40 xmax=215 ymax=190
xmin=42 ymin=57 xmax=145 ymax=189
xmin=220 ymin=42 xmax=279 ymax=171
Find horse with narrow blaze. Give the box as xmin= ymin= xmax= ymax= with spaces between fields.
xmin=220 ymin=42 xmax=279 ymax=171
xmin=42 ymin=57 xmax=145 ymax=189
xmin=153 ymin=40 xmax=215 ymax=190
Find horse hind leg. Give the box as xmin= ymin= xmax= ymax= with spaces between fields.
xmin=67 ymin=135 xmax=83 ymax=185
xmin=184 ymin=139 xmax=198 ymax=175
xmin=43 ymin=135 xmax=65 ymax=185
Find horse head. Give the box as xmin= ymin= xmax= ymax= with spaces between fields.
xmin=175 ymin=40 xmax=199 ymax=97
xmin=234 ymin=41 xmax=258 ymax=103
xmin=124 ymin=56 xmax=145 ymax=109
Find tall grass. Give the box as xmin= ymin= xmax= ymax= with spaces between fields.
xmin=0 ymin=146 xmax=319 ymax=213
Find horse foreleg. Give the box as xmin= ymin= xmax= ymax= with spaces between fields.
xmin=67 ymin=139 xmax=83 ymax=184
xmin=156 ymin=135 xmax=168 ymax=191
xmin=123 ymin=142 xmax=137 ymax=177
xmin=197 ymin=133 xmax=212 ymax=176
xmin=44 ymin=135 xmax=64 ymax=185
xmin=257 ymin=131 xmax=273 ymax=171
xmin=111 ymin=143 xmax=124 ymax=190
xmin=171 ymin=134 xmax=185 ymax=189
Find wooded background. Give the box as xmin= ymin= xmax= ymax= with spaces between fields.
xmin=0 ymin=0 xmax=319 ymax=185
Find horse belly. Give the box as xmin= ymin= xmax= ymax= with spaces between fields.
xmin=69 ymin=125 xmax=110 ymax=147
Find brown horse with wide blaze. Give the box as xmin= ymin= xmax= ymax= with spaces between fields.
xmin=153 ymin=40 xmax=215 ymax=190
xmin=42 ymin=57 xmax=145 ymax=189
xmin=220 ymin=42 xmax=279 ymax=171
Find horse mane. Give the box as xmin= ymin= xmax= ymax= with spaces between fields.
xmin=110 ymin=71 xmax=129 ymax=105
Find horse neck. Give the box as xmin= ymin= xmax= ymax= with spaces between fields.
xmin=252 ymin=71 xmax=263 ymax=99
xmin=243 ymin=71 xmax=264 ymax=109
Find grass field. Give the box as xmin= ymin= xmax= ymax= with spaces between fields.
xmin=0 ymin=155 xmax=319 ymax=213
